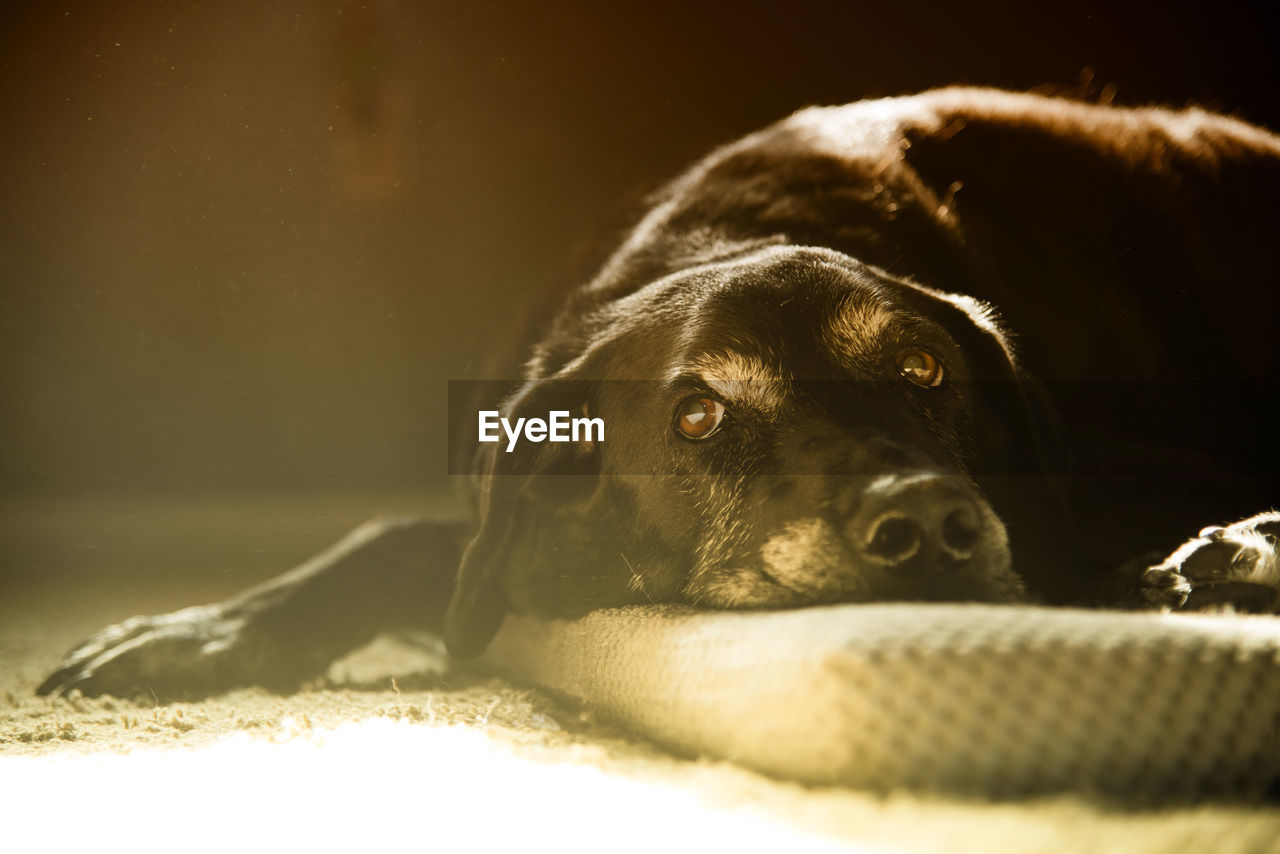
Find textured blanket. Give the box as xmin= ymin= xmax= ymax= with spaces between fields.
xmin=484 ymin=603 xmax=1280 ymax=798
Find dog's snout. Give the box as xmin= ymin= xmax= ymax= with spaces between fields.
xmin=850 ymin=475 xmax=984 ymax=566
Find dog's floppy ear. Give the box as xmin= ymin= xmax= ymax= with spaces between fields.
xmin=899 ymin=281 xmax=1086 ymax=594
xmin=898 ymin=283 xmax=1065 ymax=477
xmin=443 ymin=375 xmax=600 ymax=658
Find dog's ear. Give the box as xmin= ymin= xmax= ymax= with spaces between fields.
xmin=899 ymin=282 xmax=1087 ymax=594
xmin=443 ymin=376 xmax=600 ymax=658
xmin=898 ymin=283 xmax=1066 ymax=477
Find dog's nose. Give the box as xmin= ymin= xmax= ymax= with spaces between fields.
xmin=851 ymin=475 xmax=983 ymax=565
xmin=865 ymin=514 xmax=922 ymax=562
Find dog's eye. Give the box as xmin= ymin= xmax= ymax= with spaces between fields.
xmin=897 ymin=349 xmax=944 ymax=388
xmin=675 ymin=397 xmax=726 ymax=440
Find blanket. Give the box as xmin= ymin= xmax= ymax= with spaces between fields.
xmin=484 ymin=603 xmax=1280 ymax=798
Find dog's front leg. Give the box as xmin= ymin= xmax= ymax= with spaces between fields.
xmin=1141 ymin=511 xmax=1280 ymax=612
xmin=36 ymin=517 xmax=464 ymax=700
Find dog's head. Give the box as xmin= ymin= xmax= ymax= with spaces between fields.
xmin=445 ymin=246 xmax=1049 ymax=656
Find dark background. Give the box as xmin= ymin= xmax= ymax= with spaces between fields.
xmin=2 ymin=1 xmax=1276 ymax=709
xmin=1 ymin=1 xmax=1276 ymax=506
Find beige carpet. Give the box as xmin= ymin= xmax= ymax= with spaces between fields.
xmin=3 ymin=615 xmax=1278 ymax=852
xmin=3 ymin=496 xmax=1277 ymax=852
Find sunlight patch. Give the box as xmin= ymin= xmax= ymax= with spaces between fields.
xmin=0 ymin=717 xmax=859 ymax=852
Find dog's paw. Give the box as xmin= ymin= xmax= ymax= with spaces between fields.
xmin=35 ymin=604 xmax=295 ymax=701
xmin=1142 ymin=511 xmax=1280 ymax=612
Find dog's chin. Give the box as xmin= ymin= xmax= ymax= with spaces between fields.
xmin=684 ymin=515 xmax=1025 ymax=609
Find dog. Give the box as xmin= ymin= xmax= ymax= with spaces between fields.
xmin=39 ymin=87 xmax=1280 ymax=699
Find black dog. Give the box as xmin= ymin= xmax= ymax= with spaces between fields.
xmin=39 ymin=88 xmax=1280 ymax=699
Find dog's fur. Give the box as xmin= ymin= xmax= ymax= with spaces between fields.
xmin=40 ymin=88 xmax=1280 ymax=698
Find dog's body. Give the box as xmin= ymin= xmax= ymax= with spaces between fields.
xmin=40 ymin=89 xmax=1280 ymax=698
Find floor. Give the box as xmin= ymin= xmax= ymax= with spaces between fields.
xmin=2 ymin=493 xmax=1277 ymax=853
